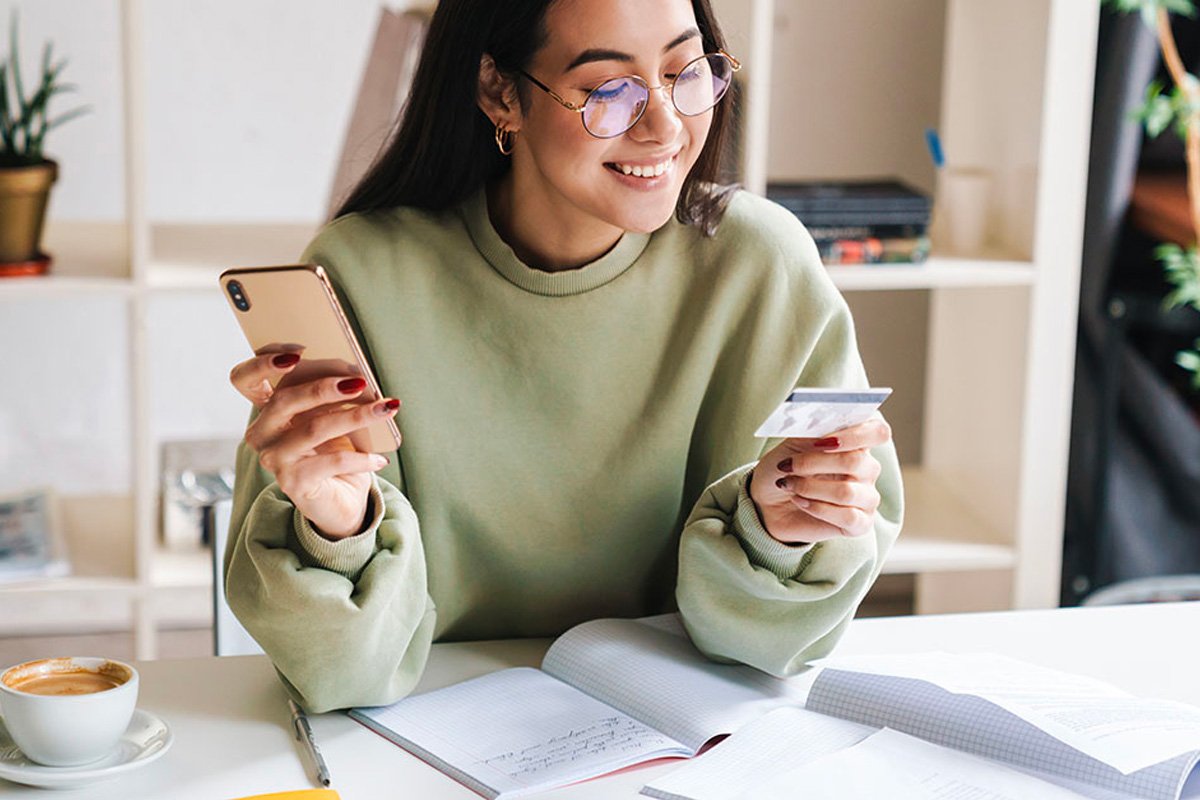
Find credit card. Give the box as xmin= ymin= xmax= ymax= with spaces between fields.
xmin=754 ymin=388 xmax=892 ymax=438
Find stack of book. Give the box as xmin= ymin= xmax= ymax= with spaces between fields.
xmin=767 ymin=179 xmax=932 ymax=265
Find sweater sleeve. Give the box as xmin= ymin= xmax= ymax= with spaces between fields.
xmin=223 ymin=441 xmax=437 ymax=712
xmin=676 ymin=267 xmax=904 ymax=678
xmin=221 ymin=221 xmax=437 ymax=713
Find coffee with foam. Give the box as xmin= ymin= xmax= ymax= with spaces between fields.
xmin=3 ymin=658 xmax=131 ymax=696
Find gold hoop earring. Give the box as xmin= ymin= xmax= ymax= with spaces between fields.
xmin=494 ymin=125 xmax=516 ymax=156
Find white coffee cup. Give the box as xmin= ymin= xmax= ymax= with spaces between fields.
xmin=0 ymin=657 xmax=139 ymax=767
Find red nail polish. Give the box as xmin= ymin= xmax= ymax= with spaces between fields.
xmin=384 ymin=398 xmax=401 ymax=411
xmin=272 ymin=353 xmax=300 ymax=368
xmin=814 ymin=437 xmax=840 ymax=450
xmin=775 ymin=477 xmax=788 ymax=490
xmin=337 ymin=377 xmax=367 ymax=395
xmin=777 ymin=458 xmax=793 ymax=473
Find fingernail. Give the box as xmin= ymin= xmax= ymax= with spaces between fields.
xmin=375 ymin=398 xmax=401 ymax=415
xmin=272 ymin=353 xmax=300 ymax=368
xmin=371 ymin=455 xmax=388 ymax=468
xmin=794 ymin=497 xmax=811 ymax=509
xmin=337 ymin=377 xmax=367 ymax=395
xmin=775 ymin=477 xmax=788 ymax=490
xmin=776 ymin=458 xmax=793 ymax=473
xmin=814 ymin=437 xmax=840 ymax=450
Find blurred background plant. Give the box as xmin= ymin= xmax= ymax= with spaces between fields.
xmin=0 ymin=10 xmax=89 ymax=168
xmin=1107 ymin=0 xmax=1200 ymax=387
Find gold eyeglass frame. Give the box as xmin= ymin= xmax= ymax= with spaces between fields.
xmin=519 ymin=51 xmax=741 ymax=139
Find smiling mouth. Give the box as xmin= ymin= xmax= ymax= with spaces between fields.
xmin=604 ymin=154 xmax=677 ymax=178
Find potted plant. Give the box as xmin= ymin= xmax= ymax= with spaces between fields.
xmin=1106 ymin=0 xmax=1200 ymax=388
xmin=0 ymin=14 xmax=88 ymax=277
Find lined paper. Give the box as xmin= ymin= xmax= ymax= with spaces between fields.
xmin=808 ymin=663 xmax=1200 ymax=800
xmin=353 ymin=667 xmax=689 ymax=799
xmin=641 ymin=707 xmax=875 ymax=800
xmin=542 ymin=616 xmax=806 ymax=750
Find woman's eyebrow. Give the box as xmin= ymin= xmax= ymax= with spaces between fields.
xmin=563 ymin=27 xmax=702 ymax=73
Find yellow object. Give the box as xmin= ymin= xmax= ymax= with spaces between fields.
xmin=230 ymin=791 xmax=340 ymax=800
xmin=0 ymin=160 xmax=57 ymax=263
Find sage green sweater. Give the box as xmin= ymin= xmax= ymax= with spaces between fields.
xmin=225 ymin=188 xmax=903 ymax=712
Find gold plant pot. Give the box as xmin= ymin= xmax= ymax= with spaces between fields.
xmin=0 ymin=160 xmax=58 ymax=265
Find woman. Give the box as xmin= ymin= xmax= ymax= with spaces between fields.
xmin=225 ymin=0 xmax=902 ymax=713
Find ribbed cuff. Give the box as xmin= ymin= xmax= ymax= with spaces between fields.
xmin=292 ymin=479 xmax=386 ymax=580
xmin=732 ymin=470 xmax=817 ymax=580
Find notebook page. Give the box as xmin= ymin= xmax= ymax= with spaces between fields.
xmin=743 ymin=728 xmax=1094 ymax=800
xmin=351 ymin=667 xmax=691 ymax=799
xmin=817 ymin=652 xmax=1200 ymax=773
xmin=808 ymin=668 xmax=1200 ymax=800
xmin=640 ymin=706 xmax=875 ymax=800
xmin=542 ymin=616 xmax=806 ymax=751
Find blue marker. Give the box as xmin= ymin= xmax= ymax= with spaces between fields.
xmin=924 ymin=128 xmax=945 ymax=169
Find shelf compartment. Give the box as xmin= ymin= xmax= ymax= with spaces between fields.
xmin=0 ymin=221 xmax=134 ymax=297
xmin=881 ymin=467 xmax=1015 ymax=575
xmin=0 ymin=275 xmax=135 ymax=297
xmin=0 ymin=577 xmax=141 ymax=636
xmin=146 ymin=222 xmax=318 ymax=290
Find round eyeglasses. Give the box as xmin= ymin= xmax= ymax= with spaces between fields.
xmin=520 ymin=51 xmax=741 ymax=139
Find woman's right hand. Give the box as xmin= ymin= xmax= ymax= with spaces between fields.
xmin=230 ymin=351 xmax=399 ymax=540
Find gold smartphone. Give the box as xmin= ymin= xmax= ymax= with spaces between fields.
xmin=219 ymin=264 xmax=401 ymax=454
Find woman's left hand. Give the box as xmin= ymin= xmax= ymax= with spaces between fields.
xmin=748 ymin=417 xmax=892 ymax=545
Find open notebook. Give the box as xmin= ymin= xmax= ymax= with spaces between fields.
xmin=349 ymin=615 xmax=804 ymax=799
xmin=643 ymin=653 xmax=1200 ymax=800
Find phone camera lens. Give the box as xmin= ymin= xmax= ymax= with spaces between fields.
xmin=227 ymin=280 xmax=251 ymax=312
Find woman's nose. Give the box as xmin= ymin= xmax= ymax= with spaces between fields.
xmin=629 ymin=84 xmax=684 ymax=143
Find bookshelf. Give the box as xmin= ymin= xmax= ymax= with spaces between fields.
xmin=715 ymin=0 xmax=1096 ymax=612
xmin=0 ymin=0 xmax=1097 ymax=654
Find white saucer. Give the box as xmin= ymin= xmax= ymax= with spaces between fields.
xmin=0 ymin=708 xmax=172 ymax=789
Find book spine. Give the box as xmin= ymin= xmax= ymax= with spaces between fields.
xmin=773 ymin=200 xmax=932 ymax=214
xmin=805 ymin=223 xmax=926 ymax=241
xmin=816 ymin=237 xmax=931 ymax=265
xmin=792 ymin=211 xmax=932 ymax=226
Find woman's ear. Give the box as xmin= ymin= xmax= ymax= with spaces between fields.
xmin=477 ymin=53 xmax=522 ymax=132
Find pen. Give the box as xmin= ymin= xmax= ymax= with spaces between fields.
xmin=288 ymin=698 xmax=332 ymax=787
xmin=924 ymin=127 xmax=945 ymax=169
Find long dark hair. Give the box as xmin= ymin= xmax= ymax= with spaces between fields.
xmin=334 ymin=0 xmax=738 ymax=236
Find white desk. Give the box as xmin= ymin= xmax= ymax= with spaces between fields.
xmin=1 ymin=602 xmax=1197 ymax=799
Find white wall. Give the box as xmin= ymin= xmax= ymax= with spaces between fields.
xmin=1 ymin=0 xmax=126 ymax=221
xmin=141 ymin=0 xmax=381 ymax=222
xmin=3 ymin=0 xmax=383 ymax=223
xmin=1 ymin=2 xmax=387 ymax=494
xmin=0 ymin=297 xmax=132 ymax=493
xmin=768 ymin=0 xmax=946 ymax=194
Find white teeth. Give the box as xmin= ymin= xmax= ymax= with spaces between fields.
xmin=613 ymin=156 xmax=674 ymax=178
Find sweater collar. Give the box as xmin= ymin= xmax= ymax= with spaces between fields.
xmin=460 ymin=187 xmax=651 ymax=297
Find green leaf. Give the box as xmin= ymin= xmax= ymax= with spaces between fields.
xmin=1104 ymin=0 xmax=1199 ymax=25
xmin=0 ymin=64 xmax=13 ymax=154
xmin=1159 ymin=246 xmax=1200 ymax=312
xmin=1148 ymin=96 xmax=1176 ymax=136
xmin=1176 ymin=348 xmax=1200 ymax=374
xmin=41 ymin=105 xmax=88 ymax=133
xmin=1163 ymin=0 xmax=1199 ymax=16
xmin=1155 ymin=242 xmax=1185 ymax=261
